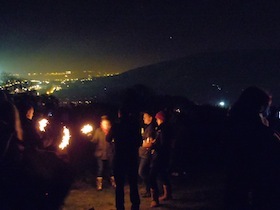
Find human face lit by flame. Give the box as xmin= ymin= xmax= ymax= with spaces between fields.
xmin=143 ymin=113 xmax=153 ymax=125
xmin=26 ymin=107 xmax=34 ymax=120
xmin=101 ymin=119 xmax=111 ymax=131
xmin=156 ymin=118 xmax=163 ymax=126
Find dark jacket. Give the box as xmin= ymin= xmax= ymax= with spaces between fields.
xmin=226 ymin=114 xmax=280 ymax=208
xmin=108 ymin=117 xmax=142 ymax=166
xmin=142 ymin=122 xmax=157 ymax=140
xmin=21 ymin=118 xmax=42 ymax=150
xmin=152 ymin=122 xmax=172 ymax=162
xmin=91 ymin=127 xmax=114 ymax=160
xmin=139 ymin=122 xmax=156 ymax=158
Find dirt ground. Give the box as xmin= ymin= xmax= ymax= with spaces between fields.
xmin=62 ymin=169 xmax=226 ymax=210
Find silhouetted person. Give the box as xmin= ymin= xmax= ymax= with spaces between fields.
xmin=18 ymin=103 xmax=42 ymax=150
xmin=0 ymin=91 xmax=24 ymax=209
xmin=91 ymin=115 xmax=116 ymax=191
xmin=149 ymin=111 xmax=173 ymax=207
xmin=0 ymin=91 xmax=23 ymax=165
xmin=138 ymin=111 xmax=156 ymax=198
xmin=107 ymin=108 xmax=141 ymax=210
xmin=0 ymin=91 xmax=23 ymax=143
xmin=16 ymin=101 xmax=72 ymax=210
xmin=226 ymin=86 xmax=280 ymax=210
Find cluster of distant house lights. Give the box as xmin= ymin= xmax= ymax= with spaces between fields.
xmin=1 ymin=71 xmax=228 ymax=107
xmin=0 ymin=70 xmax=119 ymax=95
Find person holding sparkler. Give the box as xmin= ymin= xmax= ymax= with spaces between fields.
xmin=17 ymin=102 xmax=43 ymax=150
xmin=91 ymin=115 xmax=115 ymax=191
xmin=16 ymin=100 xmax=72 ymax=209
xmin=0 ymin=91 xmax=24 ymax=209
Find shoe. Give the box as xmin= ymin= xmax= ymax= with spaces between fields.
xmin=150 ymin=189 xmax=159 ymax=207
xmin=96 ymin=177 xmax=103 ymax=191
xmin=110 ymin=176 xmax=116 ymax=188
xmin=150 ymin=200 xmax=159 ymax=208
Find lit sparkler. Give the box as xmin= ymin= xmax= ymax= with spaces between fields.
xmin=59 ymin=126 xmax=71 ymax=150
xmin=81 ymin=124 xmax=93 ymax=134
xmin=38 ymin=118 xmax=49 ymax=132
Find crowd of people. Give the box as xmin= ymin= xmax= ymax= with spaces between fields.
xmin=88 ymin=108 xmax=174 ymax=210
xmin=0 ymin=90 xmax=176 ymax=210
xmin=0 ymin=91 xmax=72 ymax=210
xmin=1 ymin=86 xmax=280 ymax=210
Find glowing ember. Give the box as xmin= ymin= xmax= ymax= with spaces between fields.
xmin=38 ymin=118 xmax=49 ymax=132
xmin=81 ymin=124 xmax=93 ymax=134
xmin=59 ymin=126 xmax=71 ymax=150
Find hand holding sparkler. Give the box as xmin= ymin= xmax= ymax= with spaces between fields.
xmin=142 ymin=137 xmax=155 ymax=148
xmin=38 ymin=118 xmax=49 ymax=132
xmin=81 ymin=124 xmax=93 ymax=135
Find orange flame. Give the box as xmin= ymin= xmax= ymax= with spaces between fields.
xmin=38 ymin=118 xmax=49 ymax=132
xmin=81 ymin=124 xmax=93 ymax=134
xmin=59 ymin=126 xmax=71 ymax=150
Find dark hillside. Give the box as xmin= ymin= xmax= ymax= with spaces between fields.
xmin=55 ymin=50 xmax=280 ymax=104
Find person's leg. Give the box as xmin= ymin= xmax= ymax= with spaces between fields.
xmin=128 ymin=160 xmax=140 ymax=210
xmin=144 ymin=157 xmax=151 ymax=194
xmin=108 ymin=156 xmax=116 ymax=188
xmin=138 ymin=157 xmax=151 ymax=197
xmin=96 ymin=159 xmax=104 ymax=190
xmin=108 ymin=156 xmax=114 ymax=177
xmin=138 ymin=157 xmax=146 ymax=179
xmin=159 ymin=164 xmax=172 ymax=201
xmin=96 ymin=158 xmax=104 ymax=177
xmin=149 ymin=158 xmax=159 ymax=207
xmin=115 ymin=167 xmax=125 ymax=210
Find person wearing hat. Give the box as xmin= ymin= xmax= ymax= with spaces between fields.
xmin=149 ymin=111 xmax=173 ymax=207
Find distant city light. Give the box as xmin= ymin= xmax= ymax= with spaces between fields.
xmin=212 ymin=83 xmax=222 ymax=91
xmin=1 ymin=69 xmax=120 ymax=97
xmin=218 ymin=101 xmax=225 ymax=107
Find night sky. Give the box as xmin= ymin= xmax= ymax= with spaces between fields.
xmin=1 ymin=0 xmax=280 ymax=75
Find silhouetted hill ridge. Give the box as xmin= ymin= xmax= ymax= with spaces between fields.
xmin=56 ymin=49 xmax=280 ymax=104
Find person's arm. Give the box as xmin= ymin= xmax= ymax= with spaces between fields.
xmin=142 ymin=124 xmax=157 ymax=148
xmin=106 ymin=126 xmax=115 ymax=143
xmin=91 ymin=128 xmax=100 ymax=143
